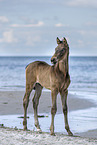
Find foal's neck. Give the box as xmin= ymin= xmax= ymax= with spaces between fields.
xmin=58 ymin=55 xmax=69 ymax=77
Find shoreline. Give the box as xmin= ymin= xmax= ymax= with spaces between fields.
xmin=0 ymin=91 xmax=97 ymax=144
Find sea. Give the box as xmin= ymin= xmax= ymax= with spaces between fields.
xmin=0 ymin=56 xmax=97 ymax=94
xmin=1 ymin=56 xmax=97 ymax=134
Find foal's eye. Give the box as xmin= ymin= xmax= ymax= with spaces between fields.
xmin=60 ymin=48 xmax=65 ymax=53
xmin=61 ymin=49 xmax=64 ymax=52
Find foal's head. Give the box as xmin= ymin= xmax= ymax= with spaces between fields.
xmin=51 ymin=37 xmax=69 ymax=64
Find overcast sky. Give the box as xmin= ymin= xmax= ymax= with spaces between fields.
xmin=0 ymin=0 xmax=97 ymax=56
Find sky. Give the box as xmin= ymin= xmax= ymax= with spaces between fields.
xmin=0 ymin=0 xmax=97 ymax=56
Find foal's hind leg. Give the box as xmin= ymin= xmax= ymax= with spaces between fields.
xmin=23 ymin=86 xmax=32 ymax=130
xmin=60 ymin=89 xmax=73 ymax=136
xmin=32 ymin=83 xmax=43 ymax=132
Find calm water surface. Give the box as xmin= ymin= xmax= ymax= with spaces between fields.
xmin=0 ymin=56 xmax=97 ymax=94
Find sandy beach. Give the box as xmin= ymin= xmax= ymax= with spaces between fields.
xmin=0 ymin=91 xmax=97 ymax=144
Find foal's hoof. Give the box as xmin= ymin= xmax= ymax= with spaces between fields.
xmin=23 ymin=126 xmax=27 ymax=131
xmin=50 ymin=132 xmax=56 ymax=136
xmin=37 ymin=129 xmax=42 ymax=133
xmin=68 ymin=131 xmax=73 ymax=136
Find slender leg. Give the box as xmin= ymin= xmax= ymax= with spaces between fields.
xmin=50 ymin=90 xmax=58 ymax=135
xmin=32 ymin=83 xmax=43 ymax=132
xmin=60 ymin=89 xmax=73 ymax=136
xmin=64 ymin=73 xmax=71 ymax=90
xmin=23 ymin=89 xmax=31 ymax=130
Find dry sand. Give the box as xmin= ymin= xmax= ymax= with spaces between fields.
xmin=0 ymin=127 xmax=97 ymax=145
xmin=0 ymin=91 xmax=97 ymax=145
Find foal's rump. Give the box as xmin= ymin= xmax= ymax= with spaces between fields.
xmin=25 ymin=61 xmax=51 ymax=91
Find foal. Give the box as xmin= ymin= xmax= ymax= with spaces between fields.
xmin=23 ymin=37 xmax=73 ymax=136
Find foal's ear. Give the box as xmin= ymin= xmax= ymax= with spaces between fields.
xmin=56 ymin=37 xmax=61 ymax=44
xmin=63 ymin=37 xmax=67 ymax=44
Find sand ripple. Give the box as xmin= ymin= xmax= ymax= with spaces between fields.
xmin=0 ymin=128 xmax=97 ymax=145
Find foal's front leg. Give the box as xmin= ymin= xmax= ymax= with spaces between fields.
xmin=32 ymin=83 xmax=43 ymax=132
xmin=60 ymin=89 xmax=73 ymax=136
xmin=50 ymin=90 xmax=58 ymax=135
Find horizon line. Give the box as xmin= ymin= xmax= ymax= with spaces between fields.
xmin=0 ymin=55 xmax=97 ymax=57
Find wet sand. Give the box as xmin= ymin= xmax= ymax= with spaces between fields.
xmin=0 ymin=91 xmax=95 ymax=115
xmin=0 ymin=91 xmax=97 ymax=144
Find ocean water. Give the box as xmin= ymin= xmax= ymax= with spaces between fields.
xmin=70 ymin=57 xmax=97 ymax=94
xmin=0 ymin=56 xmax=97 ymax=94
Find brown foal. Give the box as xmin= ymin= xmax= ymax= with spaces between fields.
xmin=23 ymin=37 xmax=73 ymax=136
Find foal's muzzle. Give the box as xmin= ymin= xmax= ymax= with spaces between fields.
xmin=51 ymin=57 xmax=57 ymax=64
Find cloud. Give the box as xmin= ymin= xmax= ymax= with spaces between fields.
xmin=55 ymin=23 xmax=69 ymax=27
xmin=67 ymin=0 xmax=97 ymax=7
xmin=0 ymin=30 xmax=18 ymax=43
xmin=0 ymin=16 xmax=9 ymax=23
xmin=55 ymin=23 xmax=64 ymax=27
xmin=26 ymin=36 xmax=41 ymax=46
xmin=11 ymin=21 xmax=44 ymax=28
xmin=78 ymin=29 xmax=97 ymax=37
xmin=85 ymin=22 xmax=97 ymax=27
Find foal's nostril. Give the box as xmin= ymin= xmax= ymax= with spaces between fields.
xmin=51 ymin=58 xmax=55 ymax=62
xmin=51 ymin=58 xmax=57 ymax=64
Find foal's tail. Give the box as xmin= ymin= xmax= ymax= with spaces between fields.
xmin=33 ymin=83 xmax=43 ymax=90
